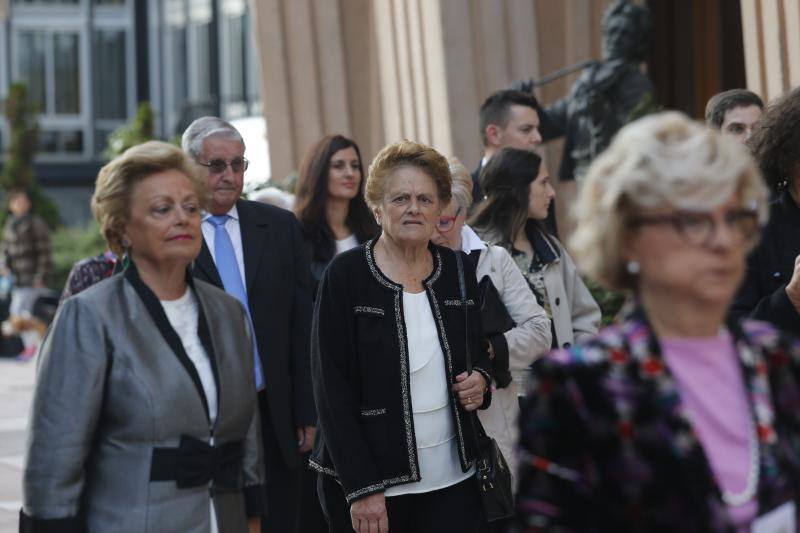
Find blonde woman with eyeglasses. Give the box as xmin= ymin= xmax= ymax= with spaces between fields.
xmin=515 ymin=112 xmax=800 ymax=531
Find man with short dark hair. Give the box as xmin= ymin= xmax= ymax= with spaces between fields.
xmin=473 ymin=89 xmax=542 ymax=205
xmin=705 ymin=89 xmax=764 ymax=144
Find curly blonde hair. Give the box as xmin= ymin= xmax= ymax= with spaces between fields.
xmin=570 ymin=111 xmax=769 ymax=292
xmin=365 ymin=140 xmax=452 ymax=209
xmin=91 ymin=141 xmax=209 ymax=255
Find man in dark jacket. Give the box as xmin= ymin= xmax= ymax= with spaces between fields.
xmin=471 ymin=89 xmax=542 ymax=207
xmin=183 ymin=117 xmax=315 ymax=532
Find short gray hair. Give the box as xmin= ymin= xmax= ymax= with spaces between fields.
xmin=447 ymin=157 xmax=473 ymax=210
xmin=181 ymin=116 xmax=245 ymax=161
xmin=570 ymin=111 xmax=769 ymax=292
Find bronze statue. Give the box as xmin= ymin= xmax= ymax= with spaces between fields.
xmin=512 ymin=0 xmax=654 ymax=183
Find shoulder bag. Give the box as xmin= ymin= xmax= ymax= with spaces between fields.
xmin=454 ymin=249 xmax=514 ymax=523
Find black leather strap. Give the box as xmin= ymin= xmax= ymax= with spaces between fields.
xmin=454 ymin=250 xmax=472 ymax=373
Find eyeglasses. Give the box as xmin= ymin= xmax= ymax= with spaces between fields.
xmin=437 ymin=206 xmax=463 ymax=232
xmin=198 ymin=157 xmax=249 ymax=174
xmin=628 ymin=208 xmax=760 ymax=248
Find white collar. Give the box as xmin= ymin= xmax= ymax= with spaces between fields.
xmin=203 ymin=204 xmax=239 ymax=222
xmin=461 ymin=225 xmax=487 ymax=253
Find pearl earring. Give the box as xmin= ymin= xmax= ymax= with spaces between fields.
xmin=626 ymin=261 xmax=640 ymax=274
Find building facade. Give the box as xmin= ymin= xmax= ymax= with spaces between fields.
xmin=0 ymin=0 xmax=260 ymax=225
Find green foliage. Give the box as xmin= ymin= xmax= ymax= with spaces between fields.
xmin=50 ymin=220 xmax=107 ymax=293
xmin=0 ymin=82 xmax=60 ymax=228
xmin=583 ymin=277 xmax=627 ymax=326
xmin=1 ymin=82 xmax=39 ymax=191
xmin=627 ymin=91 xmax=664 ymax=123
xmin=103 ymin=102 xmax=155 ymax=159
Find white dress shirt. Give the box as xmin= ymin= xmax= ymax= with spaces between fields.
xmin=202 ymin=205 xmax=246 ymax=283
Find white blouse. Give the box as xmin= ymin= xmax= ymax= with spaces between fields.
xmin=160 ymin=289 xmax=219 ymax=533
xmin=335 ymin=234 xmax=359 ymax=255
xmin=385 ymin=291 xmax=473 ymax=496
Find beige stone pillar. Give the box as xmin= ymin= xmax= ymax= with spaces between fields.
xmin=251 ymin=0 xmax=614 ymax=193
xmin=250 ymin=0 xmax=380 ymax=182
xmin=740 ymin=0 xmax=800 ymax=102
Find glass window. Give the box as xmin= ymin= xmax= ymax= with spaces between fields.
xmin=13 ymin=0 xmax=80 ymax=4
xmin=165 ymin=0 xmax=188 ymax=122
xmin=93 ymin=30 xmax=127 ymax=119
xmin=189 ymin=0 xmax=213 ymax=102
xmin=94 ymin=0 xmax=126 ymax=5
xmin=39 ymin=130 xmax=83 ymax=153
xmin=54 ymin=33 xmax=80 ymax=114
xmin=16 ymin=31 xmax=46 ymax=112
xmin=94 ymin=127 xmax=116 ymax=154
xmin=222 ymin=0 xmax=246 ymax=105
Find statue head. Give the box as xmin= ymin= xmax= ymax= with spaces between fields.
xmin=601 ymin=0 xmax=651 ymax=62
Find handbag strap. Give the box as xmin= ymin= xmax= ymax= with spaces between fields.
xmin=454 ymin=250 xmax=472 ymax=373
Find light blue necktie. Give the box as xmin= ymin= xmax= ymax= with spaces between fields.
xmin=208 ymin=215 xmax=265 ymax=390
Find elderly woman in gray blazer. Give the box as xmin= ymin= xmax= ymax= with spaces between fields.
xmin=20 ymin=142 xmax=265 ymax=532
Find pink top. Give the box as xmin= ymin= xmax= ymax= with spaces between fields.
xmin=660 ymin=332 xmax=758 ymax=531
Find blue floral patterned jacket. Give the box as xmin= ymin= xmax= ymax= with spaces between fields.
xmin=515 ymin=305 xmax=800 ymax=532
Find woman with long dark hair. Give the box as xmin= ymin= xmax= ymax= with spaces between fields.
xmin=470 ymin=147 xmax=600 ymax=393
xmin=295 ymin=134 xmax=379 ymax=286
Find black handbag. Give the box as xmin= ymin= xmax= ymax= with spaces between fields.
xmin=477 ymin=274 xmax=515 ymax=388
xmin=454 ymin=250 xmax=514 ymax=523
xmin=477 ymin=275 xmax=516 ymax=337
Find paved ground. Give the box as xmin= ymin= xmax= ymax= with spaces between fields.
xmin=0 ymin=358 xmax=35 ymax=532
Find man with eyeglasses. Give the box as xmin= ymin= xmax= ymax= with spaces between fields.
xmin=182 ymin=116 xmax=315 ymax=533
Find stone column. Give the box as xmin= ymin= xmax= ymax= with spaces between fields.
xmin=740 ymin=0 xmax=800 ymax=102
xmin=250 ymin=0 xmax=380 ymax=182
xmin=251 ymin=0 xmax=613 ymax=193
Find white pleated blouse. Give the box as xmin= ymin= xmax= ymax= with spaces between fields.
xmin=385 ymin=291 xmax=474 ymax=496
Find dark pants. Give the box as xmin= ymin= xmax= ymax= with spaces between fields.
xmin=297 ymin=454 xmax=328 ymax=532
xmin=260 ymin=395 xmax=303 ymax=533
xmin=318 ymin=474 xmax=488 ymax=533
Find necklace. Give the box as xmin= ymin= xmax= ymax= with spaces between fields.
xmin=721 ymin=412 xmax=760 ymax=506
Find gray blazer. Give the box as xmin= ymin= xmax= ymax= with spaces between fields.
xmin=21 ymin=265 xmax=265 ymax=532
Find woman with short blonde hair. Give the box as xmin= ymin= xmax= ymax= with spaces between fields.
xmin=515 ymin=112 xmax=800 ymax=531
xmin=23 ymin=141 xmax=265 ymax=532
xmin=92 ymin=141 xmax=208 ymax=256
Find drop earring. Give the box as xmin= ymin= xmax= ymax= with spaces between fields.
xmin=626 ymin=260 xmax=640 ymax=275
xmin=121 ymin=237 xmax=132 ymax=269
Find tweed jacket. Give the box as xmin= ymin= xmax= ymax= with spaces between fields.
xmin=21 ymin=264 xmax=265 ymax=532
xmin=515 ymin=305 xmax=800 ymax=532
xmin=0 ymin=213 xmax=52 ymax=287
xmin=310 ymin=239 xmax=493 ymax=504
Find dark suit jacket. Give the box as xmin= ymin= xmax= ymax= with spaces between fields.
xmin=470 ymin=163 xmax=483 ymax=209
xmin=193 ymin=199 xmax=315 ymax=468
xmin=731 ymin=190 xmax=800 ymax=334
